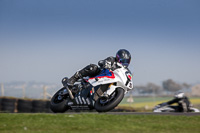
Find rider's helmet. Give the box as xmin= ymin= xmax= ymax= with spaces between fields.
xmin=116 ymin=49 xmax=131 ymax=67
xmin=174 ymin=92 xmax=185 ymax=99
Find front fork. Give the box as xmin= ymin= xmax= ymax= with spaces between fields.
xmin=104 ymin=84 xmax=117 ymax=96
xmin=92 ymin=83 xmax=117 ymax=102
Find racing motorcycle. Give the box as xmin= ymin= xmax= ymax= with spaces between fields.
xmin=153 ymin=94 xmax=200 ymax=113
xmin=153 ymin=105 xmax=200 ymax=113
xmin=50 ymin=63 xmax=133 ymax=112
xmin=153 ymin=104 xmax=200 ymax=113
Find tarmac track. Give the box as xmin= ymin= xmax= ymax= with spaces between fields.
xmin=106 ymin=112 xmax=200 ymax=116
xmin=64 ymin=112 xmax=200 ymax=116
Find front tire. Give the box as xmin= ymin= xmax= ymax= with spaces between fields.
xmin=50 ymin=87 xmax=69 ymax=113
xmin=94 ymin=87 xmax=124 ymax=112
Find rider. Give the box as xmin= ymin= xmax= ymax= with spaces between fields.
xmin=156 ymin=92 xmax=192 ymax=112
xmin=62 ymin=49 xmax=132 ymax=88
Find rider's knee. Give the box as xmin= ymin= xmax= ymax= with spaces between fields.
xmin=81 ymin=64 xmax=100 ymax=77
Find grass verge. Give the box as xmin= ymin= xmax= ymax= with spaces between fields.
xmin=0 ymin=113 xmax=200 ymax=133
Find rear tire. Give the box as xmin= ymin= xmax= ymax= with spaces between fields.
xmin=50 ymin=87 xmax=69 ymax=113
xmin=94 ymin=87 xmax=124 ymax=112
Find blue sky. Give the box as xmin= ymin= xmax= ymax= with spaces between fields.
xmin=0 ymin=0 xmax=200 ymax=85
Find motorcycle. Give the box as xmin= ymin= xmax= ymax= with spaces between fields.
xmin=50 ymin=63 xmax=133 ymax=112
xmin=153 ymin=101 xmax=200 ymax=113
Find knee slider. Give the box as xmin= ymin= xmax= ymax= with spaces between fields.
xmin=89 ymin=64 xmax=98 ymax=71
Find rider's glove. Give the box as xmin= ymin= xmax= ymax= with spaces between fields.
xmin=104 ymin=60 xmax=112 ymax=69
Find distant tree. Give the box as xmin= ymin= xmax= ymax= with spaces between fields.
xmin=135 ymin=85 xmax=147 ymax=94
xmin=146 ymin=83 xmax=161 ymax=94
xmin=135 ymin=83 xmax=161 ymax=94
xmin=182 ymin=83 xmax=191 ymax=89
xmin=162 ymin=79 xmax=182 ymax=93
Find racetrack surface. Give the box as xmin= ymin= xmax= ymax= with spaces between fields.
xmin=63 ymin=112 xmax=200 ymax=116
xmin=106 ymin=112 xmax=200 ymax=116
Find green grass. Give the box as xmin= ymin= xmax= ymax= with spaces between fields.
xmin=0 ymin=113 xmax=200 ymax=133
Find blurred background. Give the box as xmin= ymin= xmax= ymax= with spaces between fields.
xmin=0 ymin=0 xmax=200 ymax=111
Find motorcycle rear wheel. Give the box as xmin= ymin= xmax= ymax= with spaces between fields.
xmin=94 ymin=87 xmax=124 ymax=112
xmin=50 ymin=87 xmax=69 ymax=113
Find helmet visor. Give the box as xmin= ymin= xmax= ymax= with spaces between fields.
xmin=119 ymin=59 xmax=130 ymax=67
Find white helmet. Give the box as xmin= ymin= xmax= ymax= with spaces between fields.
xmin=174 ymin=92 xmax=185 ymax=99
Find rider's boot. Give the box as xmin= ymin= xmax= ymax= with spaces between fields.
xmin=62 ymin=64 xmax=100 ymax=88
xmin=62 ymin=71 xmax=82 ymax=87
xmin=62 ymin=72 xmax=82 ymax=99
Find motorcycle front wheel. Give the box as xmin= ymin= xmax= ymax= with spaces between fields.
xmin=94 ymin=87 xmax=124 ymax=112
xmin=50 ymin=87 xmax=69 ymax=113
